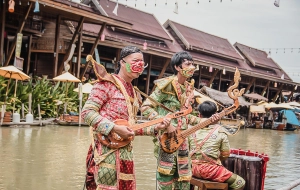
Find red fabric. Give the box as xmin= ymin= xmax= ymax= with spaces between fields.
xmin=86 ymin=145 xmax=97 ymax=190
xmin=192 ymin=162 xmax=232 ymax=182
xmin=83 ymin=79 xmax=136 ymax=190
xmin=119 ymin=159 xmax=135 ymax=189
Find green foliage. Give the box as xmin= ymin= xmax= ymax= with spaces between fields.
xmin=0 ymin=76 xmax=87 ymax=118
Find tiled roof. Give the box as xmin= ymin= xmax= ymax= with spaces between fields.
xmin=234 ymin=43 xmax=292 ymax=81
xmin=164 ymin=20 xmax=243 ymax=60
xmin=95 ymin=0 xmax=172 ymax=41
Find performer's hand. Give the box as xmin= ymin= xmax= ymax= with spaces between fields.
xmin=210 ymin=113 xmax=221 ymax=124
xmin=155 ymin=118 xmax=171 ymax=130
xmin=166 ymin=124 xmax=177 ymax=138
xmin=113 ymin=125 xmax=135 ymax=140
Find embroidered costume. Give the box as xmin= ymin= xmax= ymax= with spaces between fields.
xmin=189 ymin=123 xmax=245 ymax=189
xmin=82 ymin=74 xmax=139 ymax=190
xmin=141 ymin=76 xmax=201 ymax=190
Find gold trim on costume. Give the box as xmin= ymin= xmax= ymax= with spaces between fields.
xmin=119 ymin=173 xmax=135 ymax=180
xmin=99 ymin=162 xmax=116 ymax=170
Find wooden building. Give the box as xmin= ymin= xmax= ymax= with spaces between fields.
xmin=0 ymin=0 xmax=299 ymax=102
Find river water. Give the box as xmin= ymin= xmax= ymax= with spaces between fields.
xmin=0 ymin=126 xmax=300 ymax=190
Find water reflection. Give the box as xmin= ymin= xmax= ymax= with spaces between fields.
xmin=0 ymin=127 xmax=299 ymax=190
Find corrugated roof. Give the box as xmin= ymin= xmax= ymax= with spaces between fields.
xmin=234 ymin=43 xmax=292 ymax=81
xmin=165 ymin=20 xmax=243 ymax=60
xmin=96 ymin=0 xmax=172 ymax=41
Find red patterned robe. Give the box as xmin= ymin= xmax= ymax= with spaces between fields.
xmin=81 ymin=76 xmax=137 ymax=190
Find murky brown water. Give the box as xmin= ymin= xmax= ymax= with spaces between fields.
xmin=0 ymin=126 xmax=300 ymax=190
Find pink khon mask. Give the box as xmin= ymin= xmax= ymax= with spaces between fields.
xmin=125 ymin=60 xmax=148 ymax=74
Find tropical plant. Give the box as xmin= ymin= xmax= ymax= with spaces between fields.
xmin=0 ymin=76 xmax=87 ymax=118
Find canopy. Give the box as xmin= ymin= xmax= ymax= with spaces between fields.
xmin=199 ymin=86 xmax=252 ymax=107
xmin=74 ymin=83 xmax=93 ymax=94
xmin=279 ymin=110 xmax=300 ymax=126
xmin=194 ymin=90 xmax=219 ymax=110
xmin=257 ymin=101 xmax=269 ymax=106
xmin=287 ymin=102 xmax=300 ymax=107
xmin=53 ymin=72 xmax=81 ymax=82
xmin=0 ymin=65 xmax=30 ymax=80
xmin=243 ymin=93 xmax=268 ymax=101
xmin=250 ymin=105 xmax=266 ymax=113
xmin=265 ymin=103 xmax=294 ymax=110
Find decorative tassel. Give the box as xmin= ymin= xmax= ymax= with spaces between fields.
xmin=33 ymin=0 xmax=39 ymax=13
xmin=8 ymin=0 xmax=15 ymax=13
xmin=223 ymin=68 xmax=226 ymax=75
xmin=174 ymin=0 xmax=178 ymax=14
xmin=112 ymin=0 xmax=118 ymax=16
xmin=274 ymin=0 xmax=280 ymax=7
xmin=143 ymin=41 xmax=147 ymax=50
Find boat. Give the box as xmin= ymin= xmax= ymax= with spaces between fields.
xmin=55 ymin=114 xmax=88 ymax=126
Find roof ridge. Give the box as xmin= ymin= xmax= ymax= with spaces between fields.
xmin=168 ymin=20 xmax=231 ymax=42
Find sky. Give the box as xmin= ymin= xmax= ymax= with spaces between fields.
xmin=106 ymin=0 xmax=300 ymax=82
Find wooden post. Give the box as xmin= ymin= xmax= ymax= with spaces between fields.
xmin=53 ymin=15 xmax=61 ymax=77
xmin=207 ymin=69 xmax=219 ymax=88
xmin=76 ymin=29 xmax=83 ymax=78
xmin=0 ymin=1 xmax=6 ymax=66
xmin=38 ymin=104 xmax=42 ymax=126
xmin=266 ymin=85 xmax=270 ymax=100
xmin=218 ymin=71 xmax=222 ymax=91
xmin=114 ymin=48 xmax=121 ymax=73
xmin=26 ymin=35 xmax=32 ymax=74
xmin=287 ymin=85 xmax=296 ymax=101
xmin=80 ymin=23 xmax=106 ymax=79
xmin=58 ymin=17 xmax=85 ymax=75
xmin=245 ymin=78 xmax=256 ymax=93
xmin=4 ymin=3 xmax=33 ymax=66
xmin=145 ymin=55 xmax=152 ymax=95
xmin=197 ymin=66 xmax=201 ymax=89
xmin=157 ymin=58 xmax=170 ymax=79
xmin=261 ymin=81 xmax=270 ymax=96
xmin=150 ymin=58 xmax=170 ymax=93
xmin=272 ymin=84 xmax=284 ymax=102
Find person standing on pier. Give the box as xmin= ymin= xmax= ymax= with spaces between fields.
xmin=81 ymin=46 xmax=170 ymax=190
xmin=140 ymin=51 xmax=204 ymax=189
xmin=190 ymin=101 xmax=245 ymax=190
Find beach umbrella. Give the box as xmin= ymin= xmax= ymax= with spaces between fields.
xmin=0 ymin=66 xmax=30 ymax=125
xmin=52 ymin=72 xmax=81 ymax=119
xmin=73 ymin=82 xmax=93 ymax=94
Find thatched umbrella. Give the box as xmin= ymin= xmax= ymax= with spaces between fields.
xmin=53 ymin=72 xmax=81 ymax=120
xmin=199 ymin=86 xmax=252 ymax=107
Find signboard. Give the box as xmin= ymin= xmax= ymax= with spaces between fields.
xmin=15 ymin=33 xmax=23 ymax=57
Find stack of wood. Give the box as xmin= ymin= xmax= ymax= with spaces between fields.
xmin=0 ymin=112 xmax=12 ymax=123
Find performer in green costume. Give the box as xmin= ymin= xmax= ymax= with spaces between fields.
xmin=141 ymin=51 xmax=202 ymax=190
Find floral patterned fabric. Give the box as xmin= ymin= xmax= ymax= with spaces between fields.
xmin=81 ymin=78 xmax=137 ymax=190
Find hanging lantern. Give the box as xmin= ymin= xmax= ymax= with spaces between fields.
xmin=174 ymin=0 xmax=178 ymax=14
xmin=33 ymin=0 xmax=39 ymax=13
xmin=222 ymin=68 xmax=226 ymax=75
xmin=295 ymin=85 xmax=298 ymax=90
xmin=274 ymin=82 xmax=277 ymax=87
xmin=143 ymin=41 xmax=147 ymax=50
xmin=274 ymin=0 xmax=280 ymax=7
xmin=100 ymin=34 xmax=105 ymax=41
xmin=281 ymin=74 xmax=284 ymax=79
xmin=8 ymin=0 xmax=15 ymax=13
xmin=209 ymin=66 xmax=213 ymax=72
